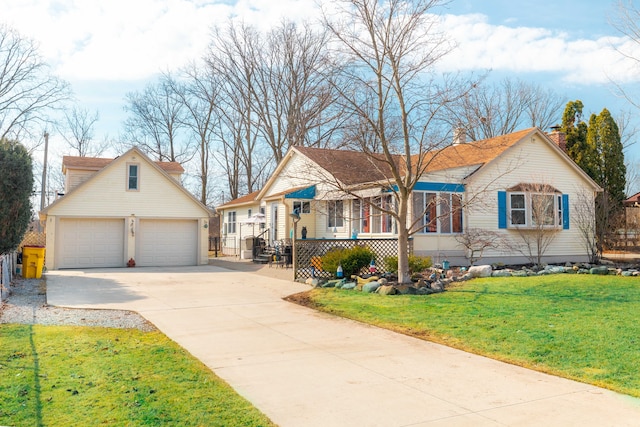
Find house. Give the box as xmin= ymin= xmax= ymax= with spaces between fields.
xmin=217 ymin=127 xmax=602 ymax=265
xmin=39 ymin=147 xmax=211 ymax=270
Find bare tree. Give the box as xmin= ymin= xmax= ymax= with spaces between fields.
xmin=455 ymin=228 xmax=504 ymax=266
xmin=321 ymin=0 xmax=477 ymax=283
xmin=0 ymin=24 xmax=70 ymax=144
xmin=123 ymin=73 xmax=190 ymax=162
xmin=170 ymin=63 xmax=221 ymax=205
xmin=58 ymin=106 xmax=102 ymax=157
xmin=573 ymin=187 xmax=601 ymax=263
xmin=443 ymin=77 xmax=565 ymax=141
xmin=207 ymin=18 xmax=344 ymax=196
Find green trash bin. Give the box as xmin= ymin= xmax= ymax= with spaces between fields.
xmin=22 ymin=246 xmax=45 ymax=279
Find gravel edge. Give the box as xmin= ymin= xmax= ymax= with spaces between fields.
xmin=0 ymin=276 xmax=157 ymax=332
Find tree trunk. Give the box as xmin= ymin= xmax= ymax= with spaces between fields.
xmin=396 ymin=192 xmax=411 ymax=283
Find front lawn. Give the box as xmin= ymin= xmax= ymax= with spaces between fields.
xmin=0 ymin=324 xmax=275 ymax=427
xmin=293 ymin=274 xmax=640 ymax=397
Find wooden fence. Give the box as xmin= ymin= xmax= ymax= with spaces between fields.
xmin=0 ymin=252 xmax=15 ymax=302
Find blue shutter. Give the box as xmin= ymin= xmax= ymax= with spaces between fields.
xmin=562 ymin=194 xmax=570 ymax=229
xmin=498 ymin=191 xmax=507 ymax=229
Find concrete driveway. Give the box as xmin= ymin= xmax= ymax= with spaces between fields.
xmin=46 ymin=266 xmax=640 ymax=427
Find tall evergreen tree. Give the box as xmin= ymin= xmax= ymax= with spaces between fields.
xmin=561 ymin=100 xmax=592 ymax=175
xmin=0 ymin=139 xmax=33 ymax=254
xmin=587 ymin=108 xmax=626 ymax=208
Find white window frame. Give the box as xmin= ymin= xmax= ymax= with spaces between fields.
xmin=352 ymin=195 xmax=395 ymax=234
xmin=412 ymin=191 xmax=463 ymax=234
xmin=327 ymin=200 xmax=344 ymax=229
xmin=508 ymin=191 xmax=562 ymax=229
xmin=127 ymin=163 xmax=139 ymax=191
xmin=227 ymin=211 xmax=237 ymax=234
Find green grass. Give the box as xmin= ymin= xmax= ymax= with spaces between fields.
xmin=0 ymin=324 xmax=275 ymax=427
xmin=300 ymin=275 xmax=640 ymax=397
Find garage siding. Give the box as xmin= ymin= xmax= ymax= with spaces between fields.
xmin=136 ymin=219 xmax=198 ymax=267
xmin=57 ymin=219 xmax=125 ymax=269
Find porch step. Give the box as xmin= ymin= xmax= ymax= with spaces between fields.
xmin=253 ymin=255 xmax=271 ymax=264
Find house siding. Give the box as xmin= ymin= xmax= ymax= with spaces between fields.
xmin=219 ymin=203 xmax=261 ymax=256
xmin=50 ymin=153 xmax=204 ymax=218
xmin=464 ymin=134 xmax=595 ymax=263
xmin=66 ymin=169 xmax=96 ymax=192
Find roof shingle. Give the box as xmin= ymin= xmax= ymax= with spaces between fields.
xmin=62 ymin=155 xmax=185 ymax=174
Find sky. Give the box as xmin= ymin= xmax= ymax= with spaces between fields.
xmin=3 ymin=0 xmax=640 ymax=177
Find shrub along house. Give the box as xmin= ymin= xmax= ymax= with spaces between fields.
xmin=217 ymin=127 xmax=601 ymax=267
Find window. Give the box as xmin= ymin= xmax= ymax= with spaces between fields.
xmin=328 ymin=200 xmax=344 ymax=228
xmin=510 ymin=194 xmax=526 ymax=225
xmin=352 ymin=195 xmax=395 ymax=234
xmin=511 ymin=192 xmax=559 ymax=227
xmin=293 ymin=201 xmax=310 ymax=214
xmin=127 ymin=164 xmax=139 ymax=191
xmin=226 ymin=211 xmax=236 ymax=234
xmin=260 ymin=207 xmax=265 ymax=229
xmin=499 ymin=188 xmax=568 ymax=229
xmin=412 ymin=191 xmax=463 ymax=234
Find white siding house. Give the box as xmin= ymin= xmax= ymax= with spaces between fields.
xmin=40 ymin=147 xmax=211 ymax=270
xmin=218 ymin=128 xmax=602 ymax=266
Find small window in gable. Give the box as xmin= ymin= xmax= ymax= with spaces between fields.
xmin=127 ymin=164 xmax=139 ymax=191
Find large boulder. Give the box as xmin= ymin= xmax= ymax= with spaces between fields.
xmin=468 ymin=265 xmax=493 ymax=278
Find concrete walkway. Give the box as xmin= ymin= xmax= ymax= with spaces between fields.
xmin=45 ymin=266 xmax=640 ymax=427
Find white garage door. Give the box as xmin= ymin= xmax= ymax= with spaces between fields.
xmin=137 ymin=219 xmax=198 ymax=267
xmin=58 ymin=219 xmax=125 ymax=269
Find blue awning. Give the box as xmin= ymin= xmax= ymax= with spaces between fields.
xmin=285 ymin=185 xmax=316 ymax=199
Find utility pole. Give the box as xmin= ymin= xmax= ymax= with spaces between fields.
xmin=40 ymin=131 xmax=49 ymax=213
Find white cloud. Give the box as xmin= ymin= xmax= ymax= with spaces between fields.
xmin=438 ymin=13 xmax=640 ymax=85
xmin=2 ymin=0 xmax=319 ymax=81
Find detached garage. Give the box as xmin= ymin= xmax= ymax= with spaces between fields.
xmin=40 ymin=147 xmax=211 ymax=270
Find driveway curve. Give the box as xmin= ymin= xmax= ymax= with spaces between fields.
xmin=46 ymin=266 xmax=640 ymax=427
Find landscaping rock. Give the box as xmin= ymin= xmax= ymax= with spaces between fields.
xmin=417 ymin=287 xmax=435 ymax=295
xmin=430 ymin=281 xmax=444 ymax=292
xmin=362 ymin=281 xmax=381 ymax=293
xmin=342 ymin=282 xmax=357 ymax=290
xmin=441 ymin=278 xmax=454 ymax=287
xmin=590 ymin=266 xmax=609 ymax=275
xmin=468 ymin=265 xmax=492 ymax=278
xmin=306 ymin=278 xmax=320 ymax=287
xmin=545 ymin=265 xmax=566 ymax=274
xmin=377 ymin=285 xmax=398 ymax=295
xmin=396 ymin=285 xmax=418 ymax=295
xmin=491 ymin=270 xmax=512 ymax=277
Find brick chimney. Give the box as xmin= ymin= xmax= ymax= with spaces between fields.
xmin=547 ymin=125 xmax=566 ymax=152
